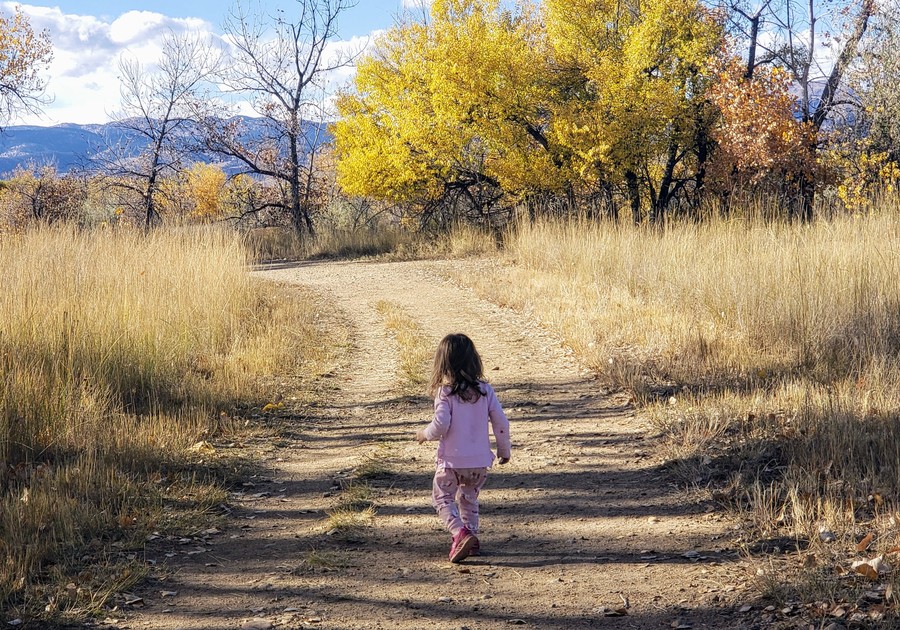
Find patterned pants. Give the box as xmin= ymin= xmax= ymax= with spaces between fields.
xmin=432 ymin=466 xmax=489 ymax=536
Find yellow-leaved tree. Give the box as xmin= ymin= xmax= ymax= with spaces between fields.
xmin=545 ymin=0 xmax=723 ymax=221
xmin=334 ymin=0 xmax=569 ymax=226
xmin=0 ymin=7 xmax=52 ymax=124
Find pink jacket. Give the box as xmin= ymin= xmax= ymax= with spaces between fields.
xmin=422 ymin=382 xmax=511 ymax=468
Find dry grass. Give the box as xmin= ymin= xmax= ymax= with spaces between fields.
xmin=0 ymin=226 xmax=338 ymax=619
xmin=461 ymin=207 xmax=900 ymax=605
xmin=247 ymin=226 xmax=417 ymax=262
xmin=246 ymin=223 xmax=497 ymax=262
xmin=375 ymin=300 xmax=432 ymax=389
xmin=323 ymin=505 xmax=377 ymax=535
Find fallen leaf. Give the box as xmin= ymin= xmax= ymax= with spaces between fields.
xmin=857 ymin=533 xmax=874 ymax=552
xmin=852 ymin=555 xmax=891 ymax=581
xmin=853 ymin=562 xmax=879 ymax=581
xmin=241 ymin=619 xmax=273 ymax=630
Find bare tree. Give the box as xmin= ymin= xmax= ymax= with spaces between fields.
xmin=202 ymin=0 xmax=359 ymax=236
xmin=724 ymin=0 xmax=774 ymax=78
xmin=853 ymin=0 xmax=900 ymax=163
xmin=723 ymin=0 xmax=875 ymax=218
xmin=95 ymin=32 xmax=222 ymax=229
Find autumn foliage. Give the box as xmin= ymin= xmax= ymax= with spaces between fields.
xmin=333 ymin=0 xmax=886 ymax=225
xmin=0 ymin=7 xmax=52 ymax=124
xmin=706 ymin=58 xmax=816 ymax=192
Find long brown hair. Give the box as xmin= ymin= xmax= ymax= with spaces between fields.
xmin=428 ymin=333 xmax=485 ymax=402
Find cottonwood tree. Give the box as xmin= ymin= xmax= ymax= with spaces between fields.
xmin=202 ymin=0 xmax=358 ymax=236
xmin=539 ymin=0 xmax=722 ymax=222
xmin=334 ymin=0 xmax=565 ymax=228
xmin=0 ymin=7 xmax=52 ymax=127
xmin=96 ymin=32 xmax=221 ymax=229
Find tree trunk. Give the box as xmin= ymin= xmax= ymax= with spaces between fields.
xmin=746 ymin=13 xmax=760 ymax=79
xmin=602 ymin=183 xmax=618 ymax=222
xmin=145 ymin=176 xmax=157 ymax=230
xmin=652 ymin=142 xmax=679 ymax=223
xmin=625 ymin=170 xmax=641 ymax=224
xmin=288 ymin=130 xmax=306 ymax=236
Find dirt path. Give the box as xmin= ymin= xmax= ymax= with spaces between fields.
xmin=129 ymin=259 xmax=753 ymax=630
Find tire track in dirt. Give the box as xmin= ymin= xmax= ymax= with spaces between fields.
xmin=130 ymin=259 xmax=749 ymax=630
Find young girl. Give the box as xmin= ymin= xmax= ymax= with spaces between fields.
xmin=416 ymin=333 xmax=511 ymax=563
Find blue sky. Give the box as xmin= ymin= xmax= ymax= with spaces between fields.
xmin=38 ymin=1 xmax=411 ymax=37
xmin=4 ymin=1 xmax=427 ymax=125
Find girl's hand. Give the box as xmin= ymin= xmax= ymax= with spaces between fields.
xmin=498 ymin=456 xmax=510 ymax=465
xmin=415 ymin=429 xmax=427 ymax=444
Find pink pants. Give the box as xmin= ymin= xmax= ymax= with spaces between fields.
xmin=432 ymin=466 xmax=488 ymax=536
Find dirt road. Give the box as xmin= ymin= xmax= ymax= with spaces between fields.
xmin=130 ymin=259 xmax=751 ymax=630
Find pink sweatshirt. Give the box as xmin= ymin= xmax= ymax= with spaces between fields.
xmin=422 ymin=382 xmax=511 ymax=468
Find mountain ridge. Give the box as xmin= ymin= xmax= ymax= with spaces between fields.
xmin=0 ymin=118 xmax=329 ymax=178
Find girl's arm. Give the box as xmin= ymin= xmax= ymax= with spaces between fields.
xmin=487 ymin=388 xmax=511 ymax=462
xmin=417 ymin=391 xmax=452 ymax=442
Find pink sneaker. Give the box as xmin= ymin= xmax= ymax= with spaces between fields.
xmin=449 ymin=528 xmax=478 ymax=563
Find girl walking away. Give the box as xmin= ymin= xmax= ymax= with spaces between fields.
xmin=416 ymin=333 xmax=511 ymax=563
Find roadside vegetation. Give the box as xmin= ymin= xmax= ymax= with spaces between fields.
xmin=0 ymin=227 xmax=341 ymax=621
xmin=458 ymin=201 xmax=900 ymax=610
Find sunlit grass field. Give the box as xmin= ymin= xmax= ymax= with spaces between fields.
xmin=0 ymin=227 xmax=339 ymax=617
xmin=460 ymin=205 xmax=900 ymax=596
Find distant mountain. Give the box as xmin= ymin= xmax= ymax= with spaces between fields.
xmin=0 ymin=117 xmax=330 ymax=178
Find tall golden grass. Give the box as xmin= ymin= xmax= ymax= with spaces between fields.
xmin=467 ymin=209 xmax=900 ymax=557
xmin=0 ymin=227 xmax=335 ymax=616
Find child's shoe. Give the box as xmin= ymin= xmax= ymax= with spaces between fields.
xmin=470 ymin=537 xmax=480 ymax=556
xmin=449 ymin=528 xmax=478 ymax=563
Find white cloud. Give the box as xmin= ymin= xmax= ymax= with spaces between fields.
xmin=5 ymin=3 xmax=376 ymax=127
xmin=5 ymin=3 xmax=218 ymax=125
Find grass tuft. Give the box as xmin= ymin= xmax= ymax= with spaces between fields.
xmin=375 ymin=300 xmax=432 ymax=390
xmin=323 ymin=505 xmax=377 ymax=535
